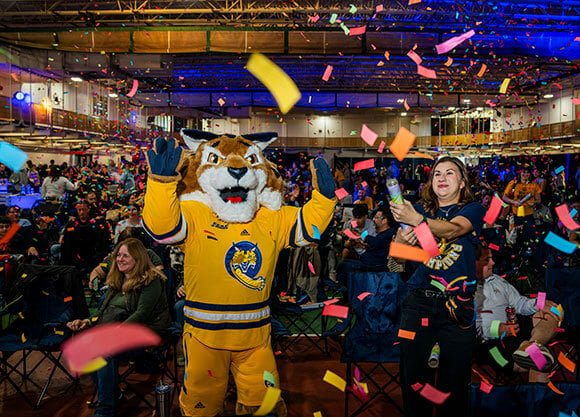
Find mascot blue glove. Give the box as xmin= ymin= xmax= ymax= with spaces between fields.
xmin=146 ymin=137 xmax=186 ymax=182
xmin=310 ymin=158 xmax=336 ymax=199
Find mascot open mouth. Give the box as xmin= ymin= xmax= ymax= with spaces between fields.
xmin=220 ymin=186 xmax=249 ymax=204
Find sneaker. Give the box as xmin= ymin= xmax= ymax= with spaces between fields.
xmin=512 ymin=341 xmax=554 ymax=372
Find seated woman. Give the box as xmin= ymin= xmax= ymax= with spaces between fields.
xmin=67 ymin=237 xmax=172 ymax=417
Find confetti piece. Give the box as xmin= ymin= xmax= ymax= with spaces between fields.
xmin=322 ymin=65 xmax=333 ymax=82
xmin=417 ymin=64 xmax=437 ymax=79
xmin=571 ymin=98 xmax=580 ymax=105
xmin=430 ymin=280 xmax=446 ymax=292
xmin=378 ymin=141 xmax=386 ymax=153
xmin=339 ymin=22 xmax=350 ymax=35
xmin=413 ymin=222 xmax=440 ymax=258
xmin=349 ymin=26 xmax=366 ymax=36
xmin=490 ymin=320 xmax=501 ymax=338
xmin=307 ymin=261 xmax=316 ymax=275
xmin=526 ymin=343 xmax=547 ymax=370
xmin=218 ymin=98 xmax=226 ymax=106
xmin=419 ymin=383 xmax=450 ymax=405
xmin=254 ymin=387 xmax=281 ymax=416
xmin=536 ymin=292 xmax=546 ymax=310
xmin=322 ymin=304 xmax=349 ymax=319
xmin=375 ymin=5 xmax=384 ymax=12
xmin=313 ymin=412 xmax=323 ymax=417
xmin=329 ymin=13 xmax=337 ymax=24
xmin=62 ymin=323 xmax=161 ymax=372
xmin=408 ymin=0 xmax=422 ymax=4
xmin=570 ymin=208 xmax=578 ymax=217
xmin=344 ymin=229 xmax=360 ymax=240
xmin=334 ymin=188 xmax=350 ymax=200
xmin=360 ymin=124 xmax=378 ymax=146
xmin=499 ymin=78 xmax=511 ymax=94
xmin=555 ymin=166 xmax=565 ymax=174
xmin=483 ymin=196 xmax=503 ymax=225
xmin=126 ymin=79 xmax=138 ymax=98
xmin=323 ymin=370 xmax=346 ymax=392
xmin=557 ymin=352 xmax=576 ymax=373
xmin=398 ymin=329 xmax=416 ymax=340
xmin=384 ymin=51 xmax=390 ymax=60
xmin=389 ymin=241 xmax=431 ymax=263
xmin=476 ymin=64 xmax=487 ymax=78
xmin=390 ymin=127 xmax=416 ymax=161
xmin=263 ymin=370 xmax=277 ymax=388
xmin=361 ymin=230 xmax=368 ymax=240
xmin=547 ymin=381 xmax=564 ymax=395
xmin=488 ymin=243 xmax=499 ymax=251
xmin=79 ymin=357 xmax=107 ymax=374
xmin=414 ymin=151 xmax=434 ymax=160
xmin=421 ymin=318 xmax=428 ymax=326
xmin=544 ymin=232 xmax=577 ymax=254
xmin=323 ymin=298 xmax=340 ymax=306
xmin=353 ymin=158 xmax=375 ymax=171
xmin=21 ymin=333 xmax=26 ymax=343
xmin=54 ymin=330 xmax=64 ymax=335
xmin=357 ymin=292 xmax=372 ymax=301
xmin=444 ymin=57 xmax=453 ymax=67
xmin=435 ymin=30 xmax=475 ymax=55
xmin=489 ymin=346 xmax=508 ymax=367
xmin=407 ymin=50 xmax=422 ymax=65
xmin=411 ymin=382 xmax=423 ymax=391
xmin=404 ymin=99 xmax=410 ymax=111
xmin=480 ymin=381 xmax=493 ymax=394
xmin=208 ymin=369 xmax=214 ymax=377
xmin=0 ymin=141 xmax=28 ymax=172
xmin=348 ymin=4 xmax=357 ymax=13
xmin=247 ymin=53 xmax=301 ymax=114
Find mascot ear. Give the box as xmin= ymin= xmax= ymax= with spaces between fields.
xmin=181 ymin=129 xmax=220 ymax=152
xmin=240 ymin=132 xmax=278 ymax=151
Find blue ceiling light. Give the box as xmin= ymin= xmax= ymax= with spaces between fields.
xmin=13 ymin=91 xmax=25 ymax=101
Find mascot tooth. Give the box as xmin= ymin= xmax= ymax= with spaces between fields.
xmin=143 ymin=129 xmax=337 ymax=417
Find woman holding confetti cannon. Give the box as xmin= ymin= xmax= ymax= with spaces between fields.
xmin=389 ymin=156 xmax=485 ymax=417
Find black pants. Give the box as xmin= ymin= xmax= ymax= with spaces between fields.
xmin=399 ymin=291 xmax=476 ymax=417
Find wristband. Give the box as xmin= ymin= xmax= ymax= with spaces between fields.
xmin=490 ymin=320 xmax=501 ymax=338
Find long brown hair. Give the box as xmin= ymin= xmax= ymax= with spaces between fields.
xmin=105 ymin=238 xmax=166 ymax=293
xmin=419 ymin=156 xmax=475 ymax=215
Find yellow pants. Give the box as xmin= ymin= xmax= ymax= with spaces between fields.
xmin=180 ymin=332 xmax=280 ymax=416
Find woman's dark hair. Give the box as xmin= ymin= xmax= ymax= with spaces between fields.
xmin=0 ymin=215 xmax=11 ymax=226
xmin=50 ymin=166 xmax=61 ymax=181
xmin=419 ymin=156 xmax=475 ymax=215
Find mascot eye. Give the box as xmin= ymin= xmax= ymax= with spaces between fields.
xmin=245 ymin=154 xmax=259 ymax=165
xmin=207 ymin=153 xmax=223 ymax=164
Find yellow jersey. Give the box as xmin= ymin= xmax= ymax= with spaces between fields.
xmin=143 ymin=180 xmax=336 ymax=350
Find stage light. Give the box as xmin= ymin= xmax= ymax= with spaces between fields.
xmin=14 ymin=91 xmax=25 ymax=101
xmin=543 ymin=94 xmax=554 ymax=99
xmin=400 ymin=112 xmax=407 ymax=116
xmin=71 ymin=77 xmax=83 ymax=82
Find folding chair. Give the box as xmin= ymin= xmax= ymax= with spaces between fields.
xmin=0 ymin=264 xmax=88 ymax=409
xmin=341 ymin=270 xmax=407 ymax=417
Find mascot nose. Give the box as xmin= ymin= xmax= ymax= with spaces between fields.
xmin=228 ymin=167 xmax=248 ymax=180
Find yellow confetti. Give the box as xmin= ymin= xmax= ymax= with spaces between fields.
xmin=21 ymin=333 xmax=26 ymax=343
xmin=313 ymin=412 xmax=323 ymax=417
xmin=499 ymin=78 xmax=511 ymax=94
xmin=253 ymin=387 xmax=281 ymax=416
xmin=54 ymin=330 xmax=64 ymax=335
xmin=323 ymin=370 xmax=346 ymax=392
xmin=78 ymin=357 xmax=108 ymax=374
xmin=246 ymin=53 xmax=301 ymax=114
xmin=18 ymin=312 xmax=24 ymax=319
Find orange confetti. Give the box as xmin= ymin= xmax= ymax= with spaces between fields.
xmin=557 ymin=352 xmax=576 ymax=373
xmin=63 ymin=296 xmax=73 ymax=303
xmin=414 ymin=151 xmax=434 ymax=160
xmin=390 ymin=127 xmax=416 ymax=161
xmin=547 ymin=381 xmax=564 ymax=395
xmin=389 ymin=241 xmax=431 ymax=263
xmin=398 ymin=329 xmax=416 ymax=340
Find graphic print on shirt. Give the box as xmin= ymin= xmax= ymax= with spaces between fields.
xmin=224 ymin=241 xmax=265 ymax=291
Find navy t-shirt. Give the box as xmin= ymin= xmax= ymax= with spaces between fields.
xmin=407 ymin=202 xmax=485 ymax=294
xmin=360 ymin=227 xmax=396 ymax=267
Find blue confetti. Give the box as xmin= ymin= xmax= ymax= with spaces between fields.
xmin=0 ymin=141 xmax=27 ymax=171
xmin=312 ymin=225 xmax=320 ymax=240
xmin=555 ymin=166 xmax=565 ymax=174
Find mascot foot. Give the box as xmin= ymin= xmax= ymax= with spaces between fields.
xmin=235 ymin=399 xmax=287 ymax=417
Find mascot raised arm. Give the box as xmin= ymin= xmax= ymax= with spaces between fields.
xmin=143 ymin=130 xmax=337 ymax=416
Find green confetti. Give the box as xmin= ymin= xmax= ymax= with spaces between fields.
xmin=489 ymin=346 xmax=508 ymax=367
xmin=490 ymin=320 xmax=501 ymax=338
xmin=263 ymin=370 xmax=277 ymax=388
xmin=349 ymin=4 xmax=357 ymax=13
xmin=330 ymin=13 xmax=338 ymax=24
xmin=340 ymin=22 xmax=350 ymax=35
xmin=429 ymin=280 xmax=446 ymax=292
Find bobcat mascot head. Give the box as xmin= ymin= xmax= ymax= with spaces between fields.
xmin=176 ymin=129 xmax=283 ymax=224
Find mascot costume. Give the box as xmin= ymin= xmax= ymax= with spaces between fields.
xmin=142 ymin=130 xmax=337 ymax=416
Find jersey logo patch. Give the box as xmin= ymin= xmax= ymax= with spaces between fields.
xmin=224 ymin=241 xmax=265 ymax=291
xmin=194 ymin=402 xmax=205 ymax=408
xmin=241 ymin=229 xmax=250 ymax=236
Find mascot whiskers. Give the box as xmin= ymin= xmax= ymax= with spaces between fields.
xmin=143 ymin=130 xmax=337 ymax=416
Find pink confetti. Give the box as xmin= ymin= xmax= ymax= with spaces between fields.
xmin=376 ymin=5 xmax=384 ymax=12
xmin=384 ymin=51 xmax=390 ymax=60
xmin=407 ymin=50 xmax=423 ymax=65
xmin=322 ymin=65 xmax=333 ymax=82
xmin=417 ymin=64 xmax=437 ymax=79
xmin=357 ymin=292 xmax=372 ymax=301
xmin=488 ymin=243 xmax=499 ymax=251
xmin=411 ymin=382 xmax=423 ymax=391
xmin=536 ymin=292 xmax=546 ymax=310
xmin=414 ymin=222 xmax=440 ymax=258
xmin=334 ymin=188 xmax=350 ymax=200
xmin=480 ymin=381 xmax=493 ymax=394
xmin=419 ymin=383 xmax=450 ymax=405
xmin=555 ymin=204 xmax=580 ymax=230
xmin=323 ymin=298 xmax=340 ymax=305
xmin=525 ymin=343 xmax=547 ymax=371
xmin=483 ymin=196 xmax=503 ymax=225
xmin=404 ymin=99 xmax=410 ymax=111
xmin=353 ymin=158 xmax=375 ymax=171
xmin=344 ymin=229 xmax=360 ymax=240
xmin=349 ymin=26 xmax=367 ymax=36
xmin=126 ymin=79 xmax=139 ymax=98
xmin=307 ymin=261 xmax=316 ymax=275
xmin=571 ymin=98 xmax=580 ymax=105
xmin=360 ymin=124 xmax=378 ymax=146
xmin=351 ymin=220 xmax=358 ymax=228
xmin=322 ymin=304 xmax=349 ymax=319
xmin=377 ymin=141 xmax=386 ymax=153
xmin=435 ymin=30 xmax=475 ymax=55
xmin=421 ymin=318 xmax=429 ymax=326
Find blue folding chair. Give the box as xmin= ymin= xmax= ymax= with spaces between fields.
xmin=341 ymin=270 xmax=407 ymax=417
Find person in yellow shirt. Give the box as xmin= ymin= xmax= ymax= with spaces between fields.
xmin=502 ymin=166 xmax=541 ymax=245
xmin=354 ymin=188 xmax=374 ymax=210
